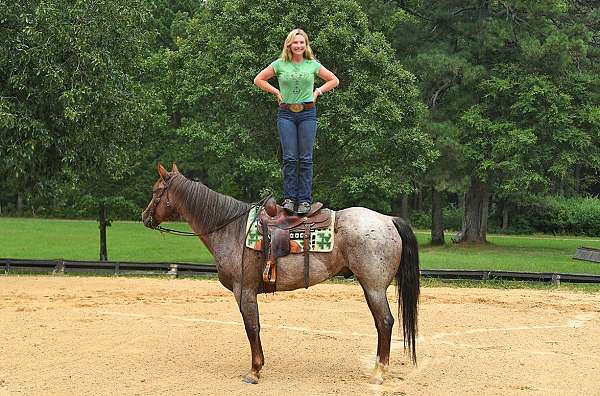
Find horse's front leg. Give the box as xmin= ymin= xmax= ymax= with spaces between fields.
xmin=235 ymin=288 xmax=264 ymax=384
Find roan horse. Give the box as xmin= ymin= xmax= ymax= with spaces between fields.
xmin=142 ymin=163 xmax=419 ymax=385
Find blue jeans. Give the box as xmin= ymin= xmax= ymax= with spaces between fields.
xmin=277 ymin=107 xmax=317 ymax=203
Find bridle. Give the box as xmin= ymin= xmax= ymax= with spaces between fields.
xmin=145 ymin=178 xmax=173 ymax=231
xmin=145 ymin=176 xmax=272 ymax=237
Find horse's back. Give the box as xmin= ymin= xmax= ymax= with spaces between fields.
xmin=335 ymin=207 xmax=400 ymax=240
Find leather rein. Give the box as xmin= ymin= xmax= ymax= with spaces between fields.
xmin=146 ymin=178 xmax=271 ymax=238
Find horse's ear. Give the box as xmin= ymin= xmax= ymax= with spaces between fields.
xmin=171 ymin=163 xmax=180 ymax=173
xmin=158 ymin=163 xmax=169 ymax=180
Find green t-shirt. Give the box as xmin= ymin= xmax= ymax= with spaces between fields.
xmin=271 ymin=59 xmax=321 ymax=104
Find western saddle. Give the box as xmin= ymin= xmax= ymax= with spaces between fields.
xmin=257 ymin=197 xmax=332 ymax=290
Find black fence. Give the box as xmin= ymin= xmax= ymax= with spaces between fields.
xmin=0 ymin=258 xmax=215 ymax=277
xmin=2 ymin=258 xmax=600 ymax=285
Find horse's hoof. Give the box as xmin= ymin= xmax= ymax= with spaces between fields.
xmin=242 ymin=374 xmax=259 ymax=384
xmin=369 ymin=375 xmax=384 ymax=385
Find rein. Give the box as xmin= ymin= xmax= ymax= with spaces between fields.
xmin=148 ymin=178 xmax=272 ymax=238
xmin=146 ymin=174 xmax=272 ymax=310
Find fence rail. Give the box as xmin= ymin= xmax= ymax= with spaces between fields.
xmin=3 ymin=258 xmax=600 ymax=285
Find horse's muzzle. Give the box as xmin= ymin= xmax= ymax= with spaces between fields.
xmin=142 ymin=212 xmax=154 ymax=228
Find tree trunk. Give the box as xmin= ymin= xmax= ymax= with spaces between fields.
xmin=415 ymin=188 xmax=423 ymax=211
xmin=431 ymin=186 xmax=444 ymax=245
xmin=501 ymin=204 xmax=509 ymax=231
xmin=17 ymin=193 xmax=23 ymax=216
xmin=171 ymin=111 xmax=182 ymax=128
xmin=456 ymin=178 xmax=490 ymax=243
xmin=99 ymin=203 xmax=108 ymax=261
xmin=401 ymin=194 xmax=409 ymax=220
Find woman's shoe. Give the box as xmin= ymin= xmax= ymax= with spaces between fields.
xmin=297 ymin=201 xmax=311 ymax=215
xmin=282 ymin=199 xmax=295 ymax=213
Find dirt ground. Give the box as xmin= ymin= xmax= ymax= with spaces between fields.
xmin=1 ymin=276 xmax=599 ymax=396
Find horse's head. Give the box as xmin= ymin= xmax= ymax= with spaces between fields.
xmin=142 ymin=163 xmax=181 ymax=229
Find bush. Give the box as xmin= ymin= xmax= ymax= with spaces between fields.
xmin=408 ymin=196 xmax=600 ymax=236
xmin=408 ymin=204 xmax=463 ymax=230
xmin=527 ymin=196 xmax=600 ymax=236
xmin=488 ymin=215 xmax=536 ymax=235
xmin=443 ymin=204 xmax=463 ymax=231
xmin=408 ymin=210 xmax=430 ymax=229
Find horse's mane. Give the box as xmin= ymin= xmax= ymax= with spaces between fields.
xmin=170 ymin=174 xmax=250 ymax=233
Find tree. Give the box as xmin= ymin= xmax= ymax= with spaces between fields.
xmin=0 ymin=0 xmax=164 ymax=258
xmin=362 ymin=0 xmax=600 ymax=241
xmin=153 ymin=0 xmax=436 ymax=212
xmin=145 ymin=0 xmax=202 ymax=49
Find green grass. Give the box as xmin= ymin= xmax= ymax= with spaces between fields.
xmin=1 ymin=218 xmax=600 ymax=275
xmin=0 ymin=217 xmax=212 ymax=263
xmin=415 ymin=231 xmax=600 ymax=274
xmin=420 ymin=278 xmax=600 ymax=293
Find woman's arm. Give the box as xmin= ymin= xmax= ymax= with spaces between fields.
xmin=254 ymin=65 xmax=283 ymax=103
xmin=313 ymin=65 xmax=339 ymax=102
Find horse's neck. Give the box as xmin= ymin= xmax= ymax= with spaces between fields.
xmin=171 ymin=177 xmax=248 ymax=250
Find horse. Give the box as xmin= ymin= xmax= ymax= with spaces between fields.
xmin=142 ymin=163 xmax=420 ymax=385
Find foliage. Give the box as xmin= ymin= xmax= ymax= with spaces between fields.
xmin=461 ymin=65 xmax=600 ymax=196
xmin=152 ymin=0 xmax=436 ymax=212
xmin=0 ymin=0 xmax=165 ymax=214
xmin=526 ymin=195 xmax=600 ymax=236
xmin=359 ymin=0 xmax=600 ymax=240
xmin=408 ymin=205 xmax=462 ymax=230
xmin=145 ymin=0 xmax=202 ymax=49
xmin=1 ymin=0 xmax=599 ymax=239
xmin=487 ymin=210 xmax=536 ymax=235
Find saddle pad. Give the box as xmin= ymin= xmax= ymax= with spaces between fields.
xmin=245 ymin=206 xmax=335 ymax=253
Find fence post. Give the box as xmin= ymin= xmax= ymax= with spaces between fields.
xmin=53 ymin=259 xmax=65 ymax=275
xmin=168 ymin=263 xmax=178 ymax=278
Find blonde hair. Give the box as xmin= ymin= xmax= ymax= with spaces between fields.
xmin=279 ymin=28 xmax=315 ymax=62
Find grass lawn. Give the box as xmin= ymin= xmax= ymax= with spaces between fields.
xmin=1 ymin=217 xmax=600 ymax=275
xmin=415 ymin=231 xmax=600 ymax=274
xmin=0 ymin=217 xmax=212 ymax=263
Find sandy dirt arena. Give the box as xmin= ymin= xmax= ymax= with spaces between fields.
xmin=1 ymin=276 xmax=599 ymax=396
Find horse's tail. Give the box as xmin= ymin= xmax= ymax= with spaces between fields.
xmin=393 ymin=217 xmax=420 ymax=364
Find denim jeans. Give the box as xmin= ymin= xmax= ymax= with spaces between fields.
xmin=277 ymin=106 xmax=317 ymax=203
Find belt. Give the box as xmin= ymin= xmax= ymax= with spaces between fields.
xmin=279 ymin=102 xmax=315 ymax=112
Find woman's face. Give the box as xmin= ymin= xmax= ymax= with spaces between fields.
xmin=289 ymin=34 xmax=306 ymax=57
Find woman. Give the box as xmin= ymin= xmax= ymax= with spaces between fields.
xmin=254 ymin=28 xmax=339 ymax=214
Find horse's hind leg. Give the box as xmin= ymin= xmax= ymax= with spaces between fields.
xmin=235 ymin=289 xmax=264 ymax=384
xmin=361 ymin=286 xmax=394 ymax=385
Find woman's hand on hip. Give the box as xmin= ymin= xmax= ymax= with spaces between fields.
xmin=274 ymin=90 xmax=283 ymax=104
xmin=313 ymin=90 xmax=319 ymax=103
